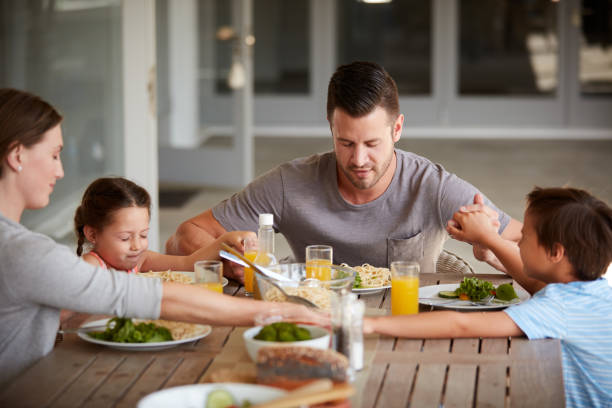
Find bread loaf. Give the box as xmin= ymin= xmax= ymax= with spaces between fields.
xmin=256 ymin=346 xmax=349 ymax=390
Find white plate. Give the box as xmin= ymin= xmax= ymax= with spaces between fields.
xmin=137 ymin=383 xmax=286 ymax=408
xmin=78 ymin=318 xmax=212 ymax=351
xmin=352 ymin=285 xmax=391 ymax=295
xmin=419 ymin=283 xmax=529 ymax=310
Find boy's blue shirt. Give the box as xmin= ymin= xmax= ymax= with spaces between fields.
xmin=504 ymin=278 xmax=612 ymax=408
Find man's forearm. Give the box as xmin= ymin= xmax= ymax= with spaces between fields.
xmin=166 ymin=221 xmax=218 ymax=255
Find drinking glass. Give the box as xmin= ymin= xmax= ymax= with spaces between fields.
xmin=243 ymin=237 xmax=259 ymax=296
xmin=194 ymin=260 xmax=223 ymax=293
xmin=306 ymin=245 xmax=333 ymax=281
xmin=390 ymin=261 xmax=420 ymax=315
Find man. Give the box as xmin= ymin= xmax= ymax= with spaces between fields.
xmin=166 ymin=61 xmax=521 ymax=279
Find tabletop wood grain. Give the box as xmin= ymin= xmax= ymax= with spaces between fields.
xmin=0 ymin=273 xmax=564 ymax=408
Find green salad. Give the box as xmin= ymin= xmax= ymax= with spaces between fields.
xmin=254 ymin=322 xmax=312 ymax=342
xmin=88 ymin=317 xmax=173 ymax=343
xmin=438 ymin=277 xmax=519 ymax=302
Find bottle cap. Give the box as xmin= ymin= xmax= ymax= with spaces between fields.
xmin=259 ymin=213 xmax=273 ymax=226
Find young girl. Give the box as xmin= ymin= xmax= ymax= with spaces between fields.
xmin=74 ymin=177 xmax=253 ymax=273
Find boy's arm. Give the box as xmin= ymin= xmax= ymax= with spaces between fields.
xmin=364 ymin=311 xmax=524 ymax=338
xmin=448 ymin=211 xmax=546 ymax=295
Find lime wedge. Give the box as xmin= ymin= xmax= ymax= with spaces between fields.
xmin=206 ymin=389 xmax=235 ymax=408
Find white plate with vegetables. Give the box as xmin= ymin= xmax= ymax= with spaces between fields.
xmin=78 ymin=318 xmax=212 ymax=351
xmin=419 ymin=279 xmax=529 ymax=311
xmin=137 ymin=383 xmax=286 ymax=408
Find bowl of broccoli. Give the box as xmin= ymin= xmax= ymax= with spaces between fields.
xmin=243 ymin=322 xmax=330 ymax=362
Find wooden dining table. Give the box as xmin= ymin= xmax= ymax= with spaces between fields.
xmin=0 ymin=273 xmax=565 ymax=408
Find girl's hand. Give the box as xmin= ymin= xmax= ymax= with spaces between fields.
xmin=213 ymin=231 xmax=256 ymax=283
xmin=216 ymin=230 xmax=257 ymax=253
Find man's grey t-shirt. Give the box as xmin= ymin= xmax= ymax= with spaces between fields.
xmin=0 ymin=213 xmax=162 ymax=386
xmin=213 ymin=149 xmax=510 ymax=272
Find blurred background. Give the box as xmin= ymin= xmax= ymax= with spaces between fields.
xmin=1 ymin=0 xmax=611 ymax=272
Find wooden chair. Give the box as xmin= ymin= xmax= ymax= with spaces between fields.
xmin=436 ymin=249 xmax=475 ymax=275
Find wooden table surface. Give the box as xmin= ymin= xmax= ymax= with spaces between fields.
xmin=0 ymin=273 xmax=565 ymax=408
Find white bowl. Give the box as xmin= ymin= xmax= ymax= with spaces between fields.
xmin=243 ymin=325 xmax=331 ymax=362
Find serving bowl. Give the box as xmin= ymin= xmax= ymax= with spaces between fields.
xmin=254 ymin=263 xmax=355 ymax=310
xmin=243 ymin=324 xmax=331 ymax=362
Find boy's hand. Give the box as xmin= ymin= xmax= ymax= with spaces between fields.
xmin=447 ymin=210 xmax=499 ymax=246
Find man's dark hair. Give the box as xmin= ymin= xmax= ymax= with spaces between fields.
xmin=526 ymin=187 xmax=612 ymax=281
xmin=327 ymin=61 xmax=399 ymax=123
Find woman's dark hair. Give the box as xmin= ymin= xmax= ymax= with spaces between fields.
xmin=74 ymin=177 xmax=151 ymax=256
xmin=526 ymin=187 xmax=612 ymax=281
xmin=327 ymin=61 xmax=399 ymax=123
xmin=0 ymin=88 xmax=63 ymax=177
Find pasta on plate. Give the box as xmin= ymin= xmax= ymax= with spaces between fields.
xmin=342 ymin=263 xmax=391 ymax=288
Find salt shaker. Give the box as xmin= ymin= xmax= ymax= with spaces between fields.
xmin=332 ymin=292 xmax=365 ymax=375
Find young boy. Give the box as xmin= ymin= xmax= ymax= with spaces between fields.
xmin=364 ymin=187 xmax=612 ymax=407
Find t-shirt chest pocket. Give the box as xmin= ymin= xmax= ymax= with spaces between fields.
xmin=387 ymin=233 xmax=424 ymax=265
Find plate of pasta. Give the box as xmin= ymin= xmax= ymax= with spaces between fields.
xmin=139 ymin=270 xmax=229 ymax=287
xmin=342 ymin=264 xmax=392 ymax=295
xmin=78 ymin=318 xmax=212 ymax=351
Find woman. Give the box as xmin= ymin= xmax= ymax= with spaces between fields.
xmin=0 ymin=88 xmax=321 ymax=386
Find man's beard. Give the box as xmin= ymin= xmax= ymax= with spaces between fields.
xmin=339 ymin=147 xmax=394 ymax=190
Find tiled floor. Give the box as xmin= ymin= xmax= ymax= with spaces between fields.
xmin=159 ymin=137 xmax=612 ymax=274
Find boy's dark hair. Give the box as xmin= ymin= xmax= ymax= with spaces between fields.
xmin=0 ymin=88 xmax=63 ymax=178
xmin=74 ymin=177 xmax=151 ymax=256
xmin=526 ymin=187 xmax=612 ymax=281
xmin=327 ymin=61 xmax=399 ymax=123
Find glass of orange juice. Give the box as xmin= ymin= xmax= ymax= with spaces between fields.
xmin=306 ymin=245 xmax=333 ymax=281
xmin=243 ymin=237 xmax=259 ymax=296
xmin=194 ymin=260 xmax=223 ymax=294
xmin=391 ymin=261 xmax=420 ymax=315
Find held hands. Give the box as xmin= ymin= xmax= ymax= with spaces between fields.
xmin=446 ymin=194 xmax=500 ymax=247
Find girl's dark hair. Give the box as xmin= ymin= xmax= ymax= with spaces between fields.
xmin=0 ymin=88 xmax=63 ymax=177
xmin=327 ymin=61 xmax=399 ymax=123
xmin=74 ymin=177 xmax=151 ymax=256
xmin=526 ymin=187 xmax=612 ymax=281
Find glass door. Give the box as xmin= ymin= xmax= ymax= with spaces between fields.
xmin=567 ymin=0 xmax=612 ymax=127
xmin=0 ymin=0 xmax=159 ymax=248
xmin=157 ymin=0 xmax=254 ymax=188
xmin=448 ymin=0 xmax=564 ymax=127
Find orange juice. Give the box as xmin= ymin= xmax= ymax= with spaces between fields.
xmin=391 ymin=276 xmax=419 ymax=315
xmin=194 ymin=282 xmax=223 ymax=294
xmin=306 ymin=259 xmax=332 ymax=281
xmin=244 ymin=250 xmax=258 ymax=293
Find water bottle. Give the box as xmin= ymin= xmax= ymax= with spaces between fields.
xmin=252 ymin=214 xmax=277 ymax=300
xmin=255 ymin=213 xmax=277 ymax=267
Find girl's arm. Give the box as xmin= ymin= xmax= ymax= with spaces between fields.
xmin=139 ymin=231 xmax=256 ymax=272
xmin=159 ymin=282 xmax=328 ymax=327
xmin=364 ymin=311 xmax=523 ymax=338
